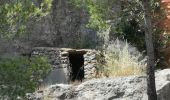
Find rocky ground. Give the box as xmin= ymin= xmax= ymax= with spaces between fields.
xmin=26 ymin=69 xmax=170 ymax=100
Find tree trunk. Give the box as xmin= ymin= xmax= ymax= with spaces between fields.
xmin=142 ymin=0 xmax=157 ymax=100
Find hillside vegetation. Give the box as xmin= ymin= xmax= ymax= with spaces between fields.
xmin=0 ymin=0 xmax=168 ymax=100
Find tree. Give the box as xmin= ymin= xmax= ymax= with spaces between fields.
xmin=0 ymin=0 xmax=52 ymax=38
xmin=142 ymin=0 xmax=157 ymax=99
xmin=72 ymin=0 xmax=158 ymax=99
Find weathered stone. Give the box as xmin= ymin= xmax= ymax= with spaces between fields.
xmin=26 ymin=69 xmax=170 ymax=100
xmin=31 ymin=47 xmax=97 ymax=85
xmin=61 ymin=52 xmax=69 ymax=56
xmin=61 ymin=64 xmax=68 ymax=68
xmin=156 ymin=69 xmax=170 ymax=100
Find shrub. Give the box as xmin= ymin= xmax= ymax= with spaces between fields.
xmin=97 ymin=39 xmax=146 ymax=77
xmin=0 ymin=56 xmax=51 ymax=99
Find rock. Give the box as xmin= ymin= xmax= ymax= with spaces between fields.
xmin=75 ymin=76 xmax=147 ymax=100
xmin=156 ymin=69 xmax=170 ymax=100
xmin=61 ymin=52 xmax=69 ymax=56
xmin=27 ymin=69 xmax=170 ymax=100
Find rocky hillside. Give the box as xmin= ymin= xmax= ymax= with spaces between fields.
xmin=0 ymin=0 xmax=97 ymax=57
xmin=26 ymin=69 xmax=170 ymax=100
xmin=24 ymin=0 xmax=97 ymax=49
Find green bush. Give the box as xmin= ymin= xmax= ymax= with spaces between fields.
xmin=0 ymin=56 xmax=51 ymax=99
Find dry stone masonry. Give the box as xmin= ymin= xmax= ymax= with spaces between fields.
xmin=84 ymin=51 xmax=97 ymax=79
xmin=31 ymin=47 xmax=97 ymax=85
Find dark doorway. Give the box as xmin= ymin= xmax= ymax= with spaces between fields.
xmin=69 ymin=52 xmax=85 ymax=82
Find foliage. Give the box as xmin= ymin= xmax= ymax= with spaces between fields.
xmin=0 ymin=0 xmax=52 ymax=38
xmin=71 ymin=0 xmax=114 ymax=31
xmin=111 ymin=0 xmax=160 ymax=51
xmin=96 ymin=39 xmax=146 ymax=77
xmin=0 ymin=56 xmax=51 ymax=99
xmin=72 ymin=0 xmax=161 ymax=51
xmin=112 ymin=18 xmax=146 ymax=51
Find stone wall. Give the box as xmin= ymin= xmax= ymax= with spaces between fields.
xmin=31 ymin=47 xmax=97 ymax=85
xmin=84 ymin=51 xmax=97 ymax=79
xmin=32 ymin=47 xmax=70 ymax=84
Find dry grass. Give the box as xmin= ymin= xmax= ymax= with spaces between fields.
xmin=106 ymin=66 xmax=144 ymax=77
xmin=98 ymin=39 xmax=146 ymax=77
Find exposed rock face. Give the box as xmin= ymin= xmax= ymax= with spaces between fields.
xmin=0 ymin=0 xmax=121 ymax=57
xmin=26 ymin=0 xmax=97 ymax=48
xmin=26 ymin=76 xmax=147 ymax=100
xmin=156 ymin=69 xmax=170 ymax=100
xmin=26 ymin=69 xmax=170 ymax=100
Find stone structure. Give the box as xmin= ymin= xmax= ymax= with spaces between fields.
xmin=31 ymin=47 xmax=97 ymax=85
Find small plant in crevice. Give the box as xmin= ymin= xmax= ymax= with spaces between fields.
xmin=0 ymin=56 xmax=51 ymax=100
xmin=96 ymin=39 xmax=147 ymax=77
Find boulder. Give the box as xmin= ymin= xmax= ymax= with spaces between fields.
xmin=26 ymin=69 xmax=170 ymax=100
xmin=156 ymin=69 xmax=170 ymax=100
